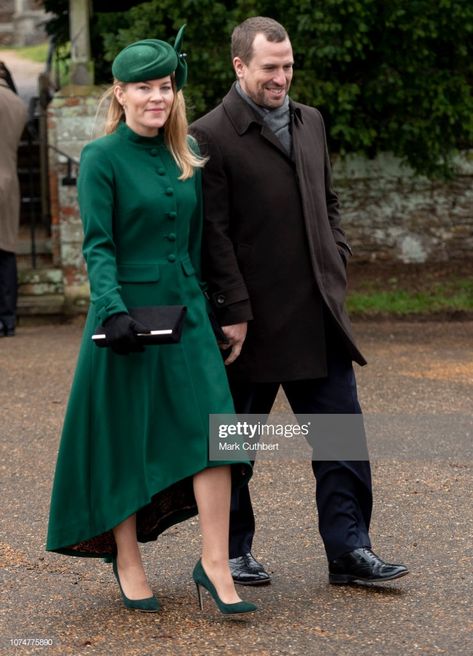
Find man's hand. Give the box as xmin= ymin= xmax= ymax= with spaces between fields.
xmin=221 ymin=322 xmax=247 ymax=365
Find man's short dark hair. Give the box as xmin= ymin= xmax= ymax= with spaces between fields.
xmin=231 ymin=17 xmax=288 ymax=64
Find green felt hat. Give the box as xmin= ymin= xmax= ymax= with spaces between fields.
xmin=112 ymin=25 xmax=187 ymax=90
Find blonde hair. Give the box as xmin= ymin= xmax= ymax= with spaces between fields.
xmin=95 ymin=77 xmax=205 ymax=180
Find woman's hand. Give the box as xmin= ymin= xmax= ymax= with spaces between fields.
xmin=221 ymin=322 xmax=247 ymax=365
xmin=103 ymin=313 xmax=148 ymax=355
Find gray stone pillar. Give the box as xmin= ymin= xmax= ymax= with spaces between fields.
xmin=69 ymin=0 xmax=94 ymax=85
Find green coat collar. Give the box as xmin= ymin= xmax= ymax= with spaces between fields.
xmin=116 ymin=121 xmax=165 ymax=147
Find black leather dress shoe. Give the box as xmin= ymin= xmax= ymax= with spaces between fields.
xmin=229 ymin=553 xmax=271 ymax=586
xmin=329 ymin=547 xmax=409 ymax=585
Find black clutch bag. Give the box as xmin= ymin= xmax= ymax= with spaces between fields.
xmin=92 ymin=306 xmax=187 ymax=347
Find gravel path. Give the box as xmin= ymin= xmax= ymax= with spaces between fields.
xmin=0 ymin=49 xmax=45 ymax=104
xmin=0 ymin=320 xmax=472 ymax=655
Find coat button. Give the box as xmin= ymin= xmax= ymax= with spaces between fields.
xmin=167 ymin=254 xmax=176 ymax=263
xmin=216 ymin=294 xmax=225 ymax=304
xmin=157 ymin=168 xmax=165 ymax=175
xmin=150 ymin=148 xmax=158 ymax=157
xmin=165 ymin=187 xmax=174 ymax=196
xmin=166 ymin=233 xmax=176 ymax=241
xmin=167 ymin=211 xmax=176 ymax=220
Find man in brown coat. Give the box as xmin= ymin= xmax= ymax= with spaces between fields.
xmin=191 ymin=17 xmax=408 ymax=586
xmin=0 ymin=63 xmax=27 ymax=336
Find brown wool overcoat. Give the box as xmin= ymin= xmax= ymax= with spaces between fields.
xmin=191 ymin=84 xmax=366 ymax=383
xmin=0 ymin=80 xmax=27 ymax=253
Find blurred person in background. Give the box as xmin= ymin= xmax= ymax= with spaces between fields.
xmin=0 ymin=61 xmax=27 ymax=337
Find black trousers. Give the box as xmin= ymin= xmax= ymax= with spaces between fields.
xmin=228 ymin=350 xmax=373 ymax=562
xmin=0 ymin=249 xmax=18 ymax=332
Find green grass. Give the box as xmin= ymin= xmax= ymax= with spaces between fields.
xmin=9 ymin=42 xmax=49 ymax=63
xmin=6 ymin=41 xmax=72 ymax=86
xmin=347 ymin=280 xmax=473 ymax=315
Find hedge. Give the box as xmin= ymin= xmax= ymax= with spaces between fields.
xmin=44 ymin=0 xmax=473 ymax=178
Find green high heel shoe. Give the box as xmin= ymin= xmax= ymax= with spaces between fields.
xmin=112 ymin=558 xmax=160 ymax=613
xmin=192 ymin=559 xmax=258 ymax=615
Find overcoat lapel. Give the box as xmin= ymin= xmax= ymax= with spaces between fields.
xmin=260 ymin=124 xmax=291 ymax=159
xmin=223 ymin=86 xmax=292 ymax=161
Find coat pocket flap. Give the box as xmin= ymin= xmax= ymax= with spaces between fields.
xmin=117 ymin=264 xmax=160 ymax=283
xmin=181 ymin=256 xmax=196 ymax=276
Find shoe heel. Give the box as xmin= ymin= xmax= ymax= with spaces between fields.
xmin=192 ymin=559 xmax=257 ymax=615
xmin=329 ymin=573 xmax=352 ymax=585
xmin=195 ymin=581 xmax=204 ymax=611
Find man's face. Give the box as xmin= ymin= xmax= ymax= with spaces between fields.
xmin=233 ymin=34 xmax=294 ymax=108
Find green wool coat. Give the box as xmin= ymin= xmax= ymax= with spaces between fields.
xmin=46 ymin=122 xmax=250 ymax=558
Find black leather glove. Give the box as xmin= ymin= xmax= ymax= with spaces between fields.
xmin=102 ymin=312 xmax=148 ymax=355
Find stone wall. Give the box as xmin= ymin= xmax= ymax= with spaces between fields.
xmin=0 ymin=0 xmax=48 ymax=46
xmin=47 ymin=85 xmax=104 ymax=313
xmin=334 ymin=153 xmax=473 ymax=263
xmin=0 ymin=0 xmax=14 ymax=44
xmin=0 ymin=0 xmax=14 ymax=20
xmin=47 ymin=89 xmax=473 ymax=314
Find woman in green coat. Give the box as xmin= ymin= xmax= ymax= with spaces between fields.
xmin=46 ymin=28 xmax=256 ymax=616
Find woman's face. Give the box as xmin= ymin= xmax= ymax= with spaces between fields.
xmin=115 ymin=76 xmax=174 ymax=137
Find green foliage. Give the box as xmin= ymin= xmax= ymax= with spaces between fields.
xmin=95 ymin=0 xmax=236 ymax=116
xmin=44 ymin=0 xmax=473 ymax=178
xmin=43 ymin=0 xmax=68 ymax=44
